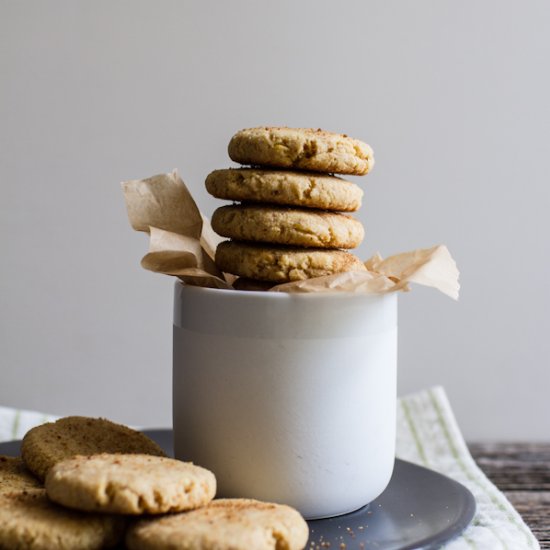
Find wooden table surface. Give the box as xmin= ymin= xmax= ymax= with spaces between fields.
xmin=469 ymin=442 xmax=550 ymax=549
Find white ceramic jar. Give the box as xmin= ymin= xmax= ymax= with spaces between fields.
xmin=173 ymin=282 xmax=397 ymax=519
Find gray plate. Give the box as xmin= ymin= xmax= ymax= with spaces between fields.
xmin=0 ymin=429 xmax=475 ymax=550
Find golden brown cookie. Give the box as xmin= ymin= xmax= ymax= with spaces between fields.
xmin=228 ymin=127 xmax=374 ymax=175
xmin=0 ymin=456 xmax=42 ymax=495
xmin=45 ymin=453 xmax=216 ymax=515
xmin=0 ymin=492 xmax=124 ymax=550
xmin=125 ymin=498 xmax=309 ymax=550
xmin=21 ymin=417 xmax=166 ymax=481
xmin=212 ymin=205 xmax=364 ymax=249
xmin=215 ymin=241 xmax=366 ymax=283
xmin=205 ymin=168 xmax=363 ymax=211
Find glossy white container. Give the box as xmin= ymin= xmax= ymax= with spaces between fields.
xmin=173 ymin=282 xmax=397 ymax=519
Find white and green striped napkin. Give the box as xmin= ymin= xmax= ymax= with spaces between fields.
xmin=0 ymin=406 xmax=57 ymax=442
xmin=0 ymin=388 xmax=539 ymax=549
xmin=397 ymin=387 xmax=539 ymax=549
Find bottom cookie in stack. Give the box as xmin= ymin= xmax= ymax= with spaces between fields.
xmin=0 ymin=492 xmax=125 ymax=550
xmin=0 ymin=454 xmax=125 ymax=550
xmin=215 ymin=241 xmax=366 ymax=285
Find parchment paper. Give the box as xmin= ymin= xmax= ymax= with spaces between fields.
xmin=122 ymin=171 xmax=459 ymax=299
xmin=122 ymin=171 xmax=230 ymax=289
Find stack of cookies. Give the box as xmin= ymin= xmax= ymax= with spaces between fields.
xmin=206 ymin=127 xmax=374 ymax=289
xmin=0 ymin=416 xmax=309 ymax=550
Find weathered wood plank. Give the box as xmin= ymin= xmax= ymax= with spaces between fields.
xmin=506 ymin=491 xmax=550 ymax=548
xmin=469 ymin=443 xmax=550 ymax=549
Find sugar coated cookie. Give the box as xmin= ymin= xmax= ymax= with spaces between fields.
xmin=46 ymin=453 xmax=216 ymax=515
xmin=228 ymin=127 xmax=374 ymax=175
xmin=0 ymin=456 xmax=42 ymax=495
xmin=125 ymin=498 xmax=309 ymax=550
xmin=205 ymin=168 xmax=363 ymax=211
xmin=21 ymin=417 xmax=166 ymax=480
xmin=0 ymin=492 xmax=124 ymax=550
xmin=215 ymin=241 xmax=366 ymax=282
xmin=212 ymin=205 xmax=364 ymax=249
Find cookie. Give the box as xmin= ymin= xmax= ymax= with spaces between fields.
xmin=0 ymin=456 xmax=42 ymax=495
xmin=21 ymin=416 xmax=166 ymax=481
xmin=0 ymin=492 xmax=124 ymax=550
xmin=212 ymin=205 xmax=364 ymax=249
xmin=215 ymin=241 xmax=366 ymax=283
xmin=205 ymin=168 xmax=363 ymax=211
xmin=125 ymin=498 xmax=309 ymax=550
xmin=46 ymin=453 xmax=216 ymax=515
xmin=228 ymin=127 xmax=374 ymax=175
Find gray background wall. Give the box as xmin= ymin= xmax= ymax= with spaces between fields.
xmin=1 ymin=0 xmax=549 ymax=440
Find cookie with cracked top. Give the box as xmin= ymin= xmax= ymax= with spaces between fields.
xmin=45 ymin=453 xmax=216 ymax=515
xmin=212 ymin=205 xmax=364 ymax=249
xmin=228 ymin=127 xmax=374 ymax=175
xmin=215 ymin=241 xmax=366 ymax=283
xmin=205 ymin=168 xmax=363 ymax=211
xmin=0 ymin=491 xmax=124 ymax=550
xmin=21 ymin=416 xmax=166 ymax=481
xmin=0 ymin=456 xmax=42 ymax=496
xmin=125 ymin=498 xmax=309 ymax=550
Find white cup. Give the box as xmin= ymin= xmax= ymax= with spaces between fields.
xmin=173 ymin=282 xmax=397 ymax=519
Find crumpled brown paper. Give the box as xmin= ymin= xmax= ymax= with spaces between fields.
xmin=122 ymin=171 xmax=459 ymax=299
xmin=122 ymin=171 xmax=231 ymax=289
xmin=273 ymin=246 xmax=459 ymax=299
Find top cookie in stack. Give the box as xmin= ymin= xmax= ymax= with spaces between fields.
xmin=206 ymin=127 xmax=374 ymax=287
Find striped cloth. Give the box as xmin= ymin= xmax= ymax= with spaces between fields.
xmin=0 ymin=388 xmax=539 ymax=549
xmin=397 ymin=387 xmax=539 ymax=549
xmin=0 ymin=406 xmax=57 ymax=442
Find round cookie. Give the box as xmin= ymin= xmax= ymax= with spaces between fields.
xmin=45 ymin=453 xmax=216 ymax=515
xmin=125 ymin=498 xmax=309 ymax=550
xmin=212 ymin=205 xmax=364 ymax=249
xmin=0 ymin=456 xmax=42 ymax=495
xmin=228 ymin=127 xmax=374 ymax=175
xmin=0 ymin=492 xmax=124 ymax=550
xmin=21 ymin=416 xmax=166 ymax=481
xmin=215 ymin=241 xmax=366 ymax=283
xmin=205 ymin=168 xmax=363 ymax=211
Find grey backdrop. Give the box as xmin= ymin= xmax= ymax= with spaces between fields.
xmin=1 ymin=1 xmax=549 ymax=440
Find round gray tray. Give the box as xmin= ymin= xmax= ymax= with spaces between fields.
xmin=0 ymin=429 xmax=475 ymax=549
